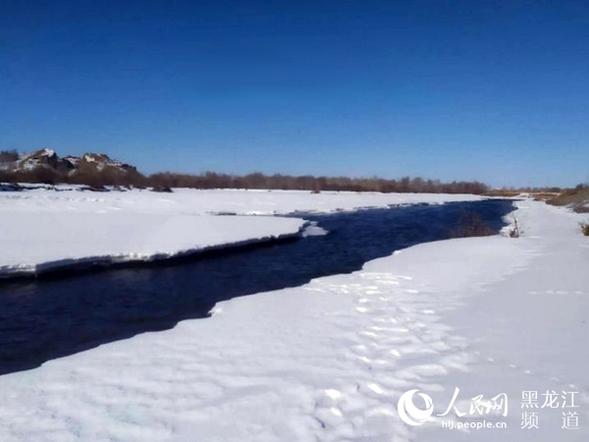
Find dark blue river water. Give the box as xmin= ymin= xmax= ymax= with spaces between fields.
xmin=0 ymin=199 xmax=513 ymax=375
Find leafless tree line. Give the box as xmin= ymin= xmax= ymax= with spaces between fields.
xmin=1 ymin=149 xmax=490 ymax=194
xmin=0 ymin=167 xmax=490 ymax=194
xmin=146 ymin=171 xmax=490 ymax=194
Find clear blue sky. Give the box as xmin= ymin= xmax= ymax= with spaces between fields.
xmin=1 ymin=0 xmax=588 ymax=188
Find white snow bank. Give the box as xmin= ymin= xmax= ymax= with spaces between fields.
xmin=0 ymin=188 xmax=482 ymax=277
xmin=0 ymin=187 xmax=484 ymax=216
xmin=0 ymin=214 xmax=305 ymax=277
xmin=0 ymin=200 xmax=587 ymax=442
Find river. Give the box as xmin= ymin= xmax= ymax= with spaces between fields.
xmin=0 ymin=199 xmax=513 ymax=375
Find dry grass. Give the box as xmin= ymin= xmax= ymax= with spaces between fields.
xmin=573 ymin=206 xmax=589 ymax=214
xmin=531 ymin=192 xmax=561 ymax=202
xmin=483 ymin=189 xmax=521 ymax=198
xmin=508 ymin=216 xmax=521 ymax=238
xmin=546 ymin=186 xmax=589 ymax=213
xmin=449 ymin=211 xmax=495 ymax=238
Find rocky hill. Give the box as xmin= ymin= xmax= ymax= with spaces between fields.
xmin=0 ymin=148 xmax=144 ymax=188
xmin=0 ymin=148 xmax=137 ymax=175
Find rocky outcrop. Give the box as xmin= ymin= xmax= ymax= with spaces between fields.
xmin=2 ymin=148 xmax=137 ymax=176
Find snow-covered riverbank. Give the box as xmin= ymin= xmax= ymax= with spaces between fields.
xmin=0 ymin=213 xmax=305 ymax=277
xmin=0 ymin=188 xmax=483 ymax=277
xmin=0 ymin=199 xmax=587 ymax=441
xmin=0 ymin=186 xmax=484 ymax=216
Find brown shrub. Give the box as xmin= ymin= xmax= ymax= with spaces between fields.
xmin=450 ymin=211 xmax=495 ymax=238
xmin=509 ymin=216 xmax=521 ymax=238
xmin=484 ymin=189 xmax=521 ymax=198
xmin=547 ymin=185 xmax=589 ymax=213
xmin=0 ymin=150 xmax=19 ymax=163
xmin=16 ymin=167 xmax=62 ymax=185
xmin=68 ymin=164 xmax=147 ymax=188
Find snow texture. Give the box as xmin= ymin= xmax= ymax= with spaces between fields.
xmin=0 ymin=199 xmax=587 ymax=442
xmin=0 ymin=214 xmax=305 ymax=277
xmin=0 ymin=188 xmax=481 ymax=277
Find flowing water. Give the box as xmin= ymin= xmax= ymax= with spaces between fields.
xmin=0 ymin=199 xmax=514 ymax=375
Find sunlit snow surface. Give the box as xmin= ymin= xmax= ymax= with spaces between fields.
xmin=0 ymin=187 xmax=481 ymax=277
xmin=0 ymin=213 xmax=305 ymax=276
xmin=0 ymin=191 xmax=588 ymax=442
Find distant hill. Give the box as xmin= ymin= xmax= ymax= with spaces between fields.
xmin=0 ymin=148 xmax=137 ymax=176
xmin=0 ymin=148 xmax=144 ymax=188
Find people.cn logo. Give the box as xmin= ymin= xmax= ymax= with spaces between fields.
xmin=397 ymin=389 xmax=435 ymax=426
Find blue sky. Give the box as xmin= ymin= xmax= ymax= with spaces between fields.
xmin=1 ymin=0 xmax=588 ymax=188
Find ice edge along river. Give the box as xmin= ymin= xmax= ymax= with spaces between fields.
xmin=0 ymin=188 xmax=482 ymax=277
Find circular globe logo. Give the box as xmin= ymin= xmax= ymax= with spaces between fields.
xmin=397 ymin=389 xmax=435 ymax=426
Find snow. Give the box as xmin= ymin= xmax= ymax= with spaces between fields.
xmin=1 ymin=186 xmax=483 ymax=216
xmin=64 ymin=156 xmax=81 ymax=166
xmin=0 ymin=213 xmax=305 ymax=277
xmin=0 ymin=199 xmax=587 ymax=441
xmin=20 ymin=159 xmax=40 ymax=171
xmin=0 ymin=188 xmax=482 ymax=277
xmin=301 ymin=221 xmax=329 ymax=237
